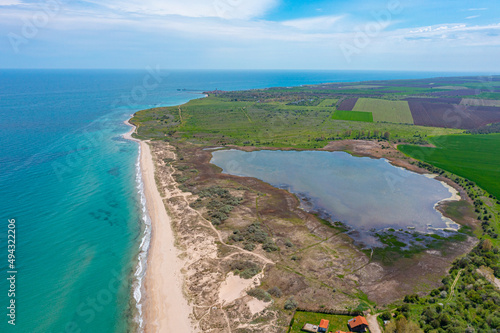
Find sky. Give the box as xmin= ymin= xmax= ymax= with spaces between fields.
xmin=0 ymin=0 xmax=499 ymax=71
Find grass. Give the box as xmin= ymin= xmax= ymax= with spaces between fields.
xmin=288 ymin=311 xmax=355 ymax=333
xmin=132 ymin=96 xmax=459 ymax=148
xmin=317 ymin=98 xmax=338 ymax=107
xmin=398 ymin=134 xmax=500 ymax=199
xmin=368 ymin=230 xmax=468 ymax=265
xmin=353 ymin=98 xmax=414 ymax=124
xmin=332 ymin=110 xmax=373 ymax=122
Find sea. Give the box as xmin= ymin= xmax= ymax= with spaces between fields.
xmin=0 ymin=69 xmax=490 ymax=332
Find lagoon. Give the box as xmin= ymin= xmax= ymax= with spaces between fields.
xmin=210 ymin=149 xmax=459 ymax=247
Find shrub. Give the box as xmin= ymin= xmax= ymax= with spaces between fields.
xmin=267 ymin=286 xmax=282 ymax=298
xmin=404 ymin=294 xmax=420 ymax=303
xmin=247 ymin=288 xmax=272 ymax=302
xmin=263 ymin=241 xmax=279 ymax=252
xmin=284 ymin=297 xmax=298 ymax=310
xmin=230 ymin=260 xmax=260 ymax=279
xmin=380 ymin=311 xmax=392 ymax=321
xmin=243 ymin=242 xmax=256 ymax=251
xmin=197 ymin=186 xmax=243 ymax=225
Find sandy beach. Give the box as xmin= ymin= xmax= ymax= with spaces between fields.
xmin=123 ymin=120 xmax=193 ymax=332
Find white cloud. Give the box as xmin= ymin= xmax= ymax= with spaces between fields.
xmin=84 ymin=0 xmax=278 ymax=20
xmin=407 ymin=23 xmax=500 ymax=36
xmin=468 ymin=8 xmax=487 ymax=11
xmin=281 ymin=15 xmax=344 ymax=31
xmin=0 ymin=0 xmax=22 ymax=5
xmin=394 ymin=22 xmax=500 ymax=48
xmin=466 ymin=15 xmax=480 ymax=19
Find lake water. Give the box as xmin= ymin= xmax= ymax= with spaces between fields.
xmin=210 ymin=149 xmax=459 ymax=247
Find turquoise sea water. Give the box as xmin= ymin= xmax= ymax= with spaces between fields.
xmin=210 ymin=149 xmax=459 ymax=247
xmin=0 ymin=69 xmax=483 ymax=332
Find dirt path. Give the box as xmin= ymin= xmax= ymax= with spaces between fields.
xmin=159 ymin=143 xmax=275 ymax=332
xmin=241 ymin=107 xmax=253 ymax=123
xmin=446 ymin=269 xmax=463 ymax=303
xmin=366 ymin=314 xmax=382 ymax=333
xmin=164 ymin=169 xmax=274 ymax=266
xmin=178 ymin=105 xmax=183 ymax=123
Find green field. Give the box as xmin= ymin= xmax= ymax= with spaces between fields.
xmin=332 ymin=110 xmax=373 ymax=122
xmin=288 ymin=311 xmax=355 ymax=333
xmin=353 ymin=98 xmax=414 ymax=124
xmin=317 ymin=98 xmax=338 ymax=107
xmin=398 ymin=134 xmax=500 ymax=199
xmin=132 ymin=96 xmax=458 ymax=148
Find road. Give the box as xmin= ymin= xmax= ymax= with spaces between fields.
xmin=366 ymin=314 xmax=382 ymax=333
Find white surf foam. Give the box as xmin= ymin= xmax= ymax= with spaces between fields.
xmin=132 ymin=144 xmax=152 ymax=332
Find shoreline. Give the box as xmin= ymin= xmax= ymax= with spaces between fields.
xmin=123 ymin=119 xmax=193 ymax=332
xmin=216 ymin=140 xmax=469 ymax=234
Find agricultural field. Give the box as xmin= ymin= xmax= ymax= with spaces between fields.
xmin=332 ymin=110 xmax=373 ymax=122
xmin=317 ymin=98 xmax=338 ymax=107
xmin=288 ymin=312 xmax=356 ymax=333
xmin=430 ymin=88 xmax=478 ymax=96
xmin=132 ymin=95 xmax=459 ymax=148
xmin=337 ymin=98 xmax=358 ymax=110
xmin=352 ymin=98 xmax=414 ymax=124
xmin=408 ymin=100 xmax=500 ymax=129
xmin=209 ymin=76 xmax=500 ymax=130
xmin=398 ymin=134 xmax=500 ymax=199
xmin=460 ymin=98 xmax=500 ymax=107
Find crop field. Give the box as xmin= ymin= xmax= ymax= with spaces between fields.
xmin=408 ymin=100 xmax=500 ymax=129
xmin=132 ymin=96 xmax=459 ymax=148
xmin=398 ymin=134 xmax=500 ymax=199
xmin=460 ymin=98 xmax=500 ymax=107
xmin=352 ymin=98 xmax=414 ymax=124
xmin=405 ymin=97 xmax=462 ymax=104
xmin=337 ymin=98 xmax=358 ymax=110
xmin=317 ymin=98 xmax=338 ymax=107
xmin=332 ymin=110 xmax=373 ymax=122
xmin=288 ymin=312 xmax=354 ymax=333
xmin=430 ymin=89 xmax=478 ymax=97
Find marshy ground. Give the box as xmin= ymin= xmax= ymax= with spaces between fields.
xmin=148 ymin=139 xmax=478 ymax=332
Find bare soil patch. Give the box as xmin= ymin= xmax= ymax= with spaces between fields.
xmin=337 ymin=98 xmax=358 ymax=110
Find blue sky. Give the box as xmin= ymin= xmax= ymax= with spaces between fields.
xmin=0 ymin=0 xmax=499 ymax=71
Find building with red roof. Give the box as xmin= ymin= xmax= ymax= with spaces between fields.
xmin=318 ymin=319 xmax=329 ymax=332
xmin=347 ymin=315 xmax=369 ymax=332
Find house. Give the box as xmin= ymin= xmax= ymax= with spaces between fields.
xmin=347 ymin=316 xmax=369 ymax=332
xmin=301 ymin=323 xmax=318 ymax=333
xmin=318 ymin=319 xmax=329 ymax=332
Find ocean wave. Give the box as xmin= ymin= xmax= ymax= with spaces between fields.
xmin=132 ymin=144 xmax=152 ymax=332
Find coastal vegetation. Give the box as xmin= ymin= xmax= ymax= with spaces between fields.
xmin=229 ymin=223 xmax=279 ymax=252
xmin=390 ymin=240 xmax=500 ymax=332
xmin=230 ymin=260 xmax=261 ymax=279
xmin=130 ymin=75 xmax=500 ymax=332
